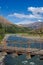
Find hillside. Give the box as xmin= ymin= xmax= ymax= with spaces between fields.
xmin=0 ymin=16 xmax=32 ymax=34
xmin=0 ymin=16 xmax=12 ymax=25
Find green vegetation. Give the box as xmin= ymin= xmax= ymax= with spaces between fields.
xmin=0 ymin=23 xmax=43 ymax=42
xmin=0 ymin=23 xmax=31 ymax=41
xmin=0 ymin=23 xmax=32 ymax=33
xmin=0 ymin=23 xmax=5 ymax=42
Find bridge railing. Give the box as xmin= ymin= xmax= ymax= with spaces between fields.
xmin=1 ymin=39 xmax=43 ymax=50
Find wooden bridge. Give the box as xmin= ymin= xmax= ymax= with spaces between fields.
xmin=0 ymin=38 xmax=43 ymax=59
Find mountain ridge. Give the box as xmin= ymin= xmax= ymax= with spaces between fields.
xmin=19 ymin=22 xmax=43 ymax=29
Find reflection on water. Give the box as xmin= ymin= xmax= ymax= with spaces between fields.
xmin=3 ymin=54 xmax=43 ymax=65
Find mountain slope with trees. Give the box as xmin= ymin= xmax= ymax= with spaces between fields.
xmin=0 ymin=16 xmax=32 ymax=34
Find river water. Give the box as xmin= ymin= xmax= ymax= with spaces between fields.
xmin=6 ymin=36 xmax=43 ymax=49
xmin=3 ymin=54 xmax=43 ymax=65
xmin=1 ymin=36 xmax=43 ymax=65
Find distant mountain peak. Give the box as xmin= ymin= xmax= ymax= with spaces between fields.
xmin=20 ymin=22 xmax=43 ymax=29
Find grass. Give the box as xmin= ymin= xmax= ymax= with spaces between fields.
xmin=0 ymin=34 xmax=5 ymax=43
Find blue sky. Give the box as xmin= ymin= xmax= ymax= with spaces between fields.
xmin=0 ymin=0 xmax=43 ymax=24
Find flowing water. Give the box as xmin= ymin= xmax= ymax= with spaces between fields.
xmin=3 ymin=54 xmax=43 ymax=65
xmin=2 ymin=36 xmax=43 ymax=65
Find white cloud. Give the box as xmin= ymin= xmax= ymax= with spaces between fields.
xmin=38 ymin=20 xmax=42 ymax=22
xmin=15 ymin=20 xmax=35 ymax=24
xmin=8 ymin=7 xmax=43 ymax=19
xmin=8 ymin=7 xmax=43 ymax=24
xmin=8 ymin=13 xmax=35 ymax=19
xmin=28 ymin=7 xmax=43 ymax=18
xmin=28 ymin=7 xmax=43 ymax=14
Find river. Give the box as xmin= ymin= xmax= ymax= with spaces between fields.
xmin=0 ymin=35 xmax=43 ymax=65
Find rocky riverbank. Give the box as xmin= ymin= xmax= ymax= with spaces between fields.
xmin=0 ymin=52 xmax=7 ymax=65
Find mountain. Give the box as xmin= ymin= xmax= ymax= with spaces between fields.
xmin=0 ymin=16 xmax=32 ymax=33
xmin=0 ymin=16 xmax=12 ymax=25
xmin=20 ymin=22 xmax=43 ymax=29
xmin=0 ymin=16 xmax=43 ymax=34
